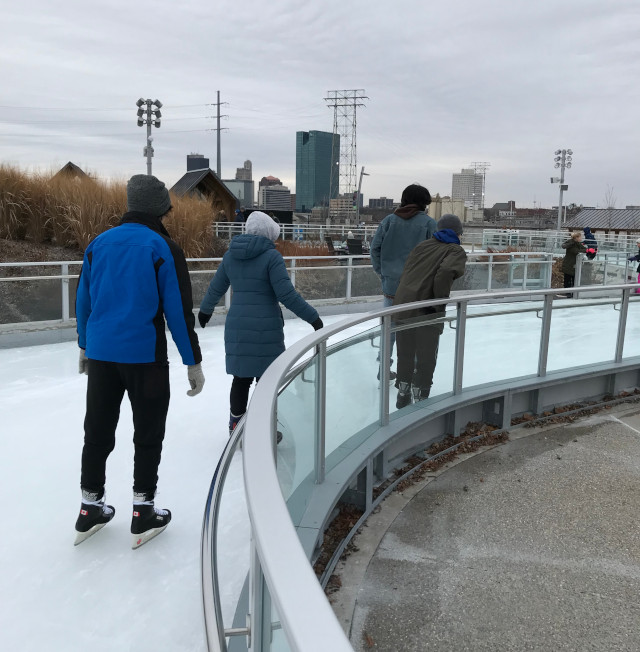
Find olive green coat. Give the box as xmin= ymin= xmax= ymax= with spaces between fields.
xmin=561 ymin=238 xmax=587 ymax=274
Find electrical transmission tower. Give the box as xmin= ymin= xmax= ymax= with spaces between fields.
xmin=325 ymin=90 xmax=368 ymax=202
xmin=469 ymin=161 xmax=491 ymax=209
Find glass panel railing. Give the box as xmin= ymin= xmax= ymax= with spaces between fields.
xmin=547 ymin=299 xmax=619 ymax=372
xmin=276 ymin=355 xmax=318 ymax=526
xmin=216 ymin=439 xmax=251 ymax=647
xmin=464 ymin=302 xmax=543 ymax=387
xmin=623 ymin=297 xmax=640 ymax=359
xmin=324 ymin=323 xmax=381 ymax=472
xmin=267 ymin=596 xmax=290 ymax=652
xmin=389 ymin=309 xmax=456 ymax=417
xmin=288 ymin=267 xmax=347 ymax=301
xmin=351 ymin=266 xmax=381 ymax=298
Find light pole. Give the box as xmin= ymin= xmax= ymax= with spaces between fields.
xmin=136 ymin=98 xmax=162 ymax=176
xmin=551 ymin=148 xmax=572 ymax=230
xmin=355 ymin=166 xmax=369 ymax=224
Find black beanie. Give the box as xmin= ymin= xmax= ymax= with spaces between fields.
xmin=126 ymin=175 xmax=172 ymax=218
xmin=437 ymin=213 xmax=463 ymax=235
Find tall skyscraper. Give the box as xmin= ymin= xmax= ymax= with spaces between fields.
xmin=236 ymin=160 xmax=252 ymax=181
xmin=452 ymin=168 xmax=484 ymax=209
xmin=295 ymin=130 xmax=340 ymax=211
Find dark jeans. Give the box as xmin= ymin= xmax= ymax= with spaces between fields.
xmin=81 ymin=360 xmax=170 ymax=495
xmin=563 ymin=273 xmax=575 ymax=289
xmin=230 ymin=376 xmax=259 ymax=416
xmin=396 ymin=321 xmax=443 ymax=390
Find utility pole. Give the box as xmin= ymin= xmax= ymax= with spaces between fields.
xmin=210 ymin=91 xmax=228 ymax=177
xmin=136 ymin=98 xmax=162 ymax=176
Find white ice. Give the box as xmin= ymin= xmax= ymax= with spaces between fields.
xmin=1 ymin=300 xmax=639 ymax=651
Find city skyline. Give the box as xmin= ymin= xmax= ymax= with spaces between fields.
xmin=1 ymin=0 xmax=638 ymax=209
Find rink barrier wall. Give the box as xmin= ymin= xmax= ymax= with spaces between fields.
xmin=202 ymin=283 xmax=640 ymax=652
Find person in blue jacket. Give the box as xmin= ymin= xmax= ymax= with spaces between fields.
xmin=198 ymin=211 xmax=323 ymax=437
xmin=74 ymin=174 xmax=204 ymax=549
xmin=370 ymin=184 xmax=437 ymax=380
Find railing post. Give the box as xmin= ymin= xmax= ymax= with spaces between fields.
xmin=314 ymin=341 xmax=326 ymax=484
xmin=290 ymin=258 xmax=296 ymax=288
xmin=603 ymin=257 xmax=608 ymax=286
xmin=615 ymin=287 xmax=631 ymax=363
xmin=547 ymin=254 xmax=553 ymax=288
xmin=537 ymin=294 xmax=553 ymax=377
xmin=61 ymin=263 xmax=70 ymax=322
xmin=487 ymin=254 xmax=493 ymax=291
xmin=453 ymin=301 xmax=467 ymax=395
xmin=249 ymin=541 xmax=265 ymax=651
xmin=574 ymin=253 xmax=583 ymax=299
xmin=507 ymin=254 xmax=514 ymax=287
xmin=379 ymin=315 xmax=391 ymax=426
xmin=224 ymin=288 xmax=231 ymax=310
xmin=522 ymin=254 xmax=528 ymax=290
xmin=346 ymin=257 xmax=353 ymax=301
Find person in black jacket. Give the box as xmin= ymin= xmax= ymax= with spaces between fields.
xmin=583 ymin=227 xmax=598 ymax=260
xmin=74 ymin=175 xmax=204 ymax=548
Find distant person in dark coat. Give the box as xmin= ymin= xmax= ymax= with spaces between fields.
xmin=627 ymin=238 xmax=640 ymax=294
xmin=393 ymin=214 xmax=467 ymax=409
xmin=233 ymin=209 xmax=245 ymax=224
xmin=560 ymin=230 xmax=586 ymax=296
xmin=583 ymin=227 xmax=597 ymax=260
xmin=198 ymin=211 xmax=323 ymax=437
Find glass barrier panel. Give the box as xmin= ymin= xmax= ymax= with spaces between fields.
xmin=351 ymin=265 xmax=381 ymax=298
xmin=0 ymin=277 xmax=63 ymax=323
xmin=216 ymin=437 xmax=252 ymax=646
xmin=487 ymin=259 xmax=512 ymax=290
xmin=547 ymin=300 xmax=618 ymax=372
xmin=276 ymin=355 xmax=318 ymax=526
xmin=290 ymin=266 xmax=347 ymax=301
xmin=324 ymin=323 xmax=381 ymax=472
xmin=623 ymin=297 xmax=640 ymax=359
xmin=389 ymin=309 xmax=455 ymax=419
xmin=67 ymin=264 xmax=83 ymax=319
xmin=464 ymin=303 xmax=542 ymax=387
xmin=267 ymin=592 xmax=290 ymax=652
xmin=188 ymin=261 xmax=224 ymax=308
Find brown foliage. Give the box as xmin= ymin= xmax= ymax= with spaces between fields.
xmin=0 ymin=165 xmax=224 ymax=257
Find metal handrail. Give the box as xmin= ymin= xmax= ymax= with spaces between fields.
xmin=203 ymin=282 xmax=638 ymax=651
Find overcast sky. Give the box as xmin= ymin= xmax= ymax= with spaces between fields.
xmin=2 ymin=0 xmax=639 ymax=208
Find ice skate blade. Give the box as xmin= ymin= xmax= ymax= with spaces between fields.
xmin=132 ymin=524 xmax=168 ymax=549
xmin=74 ymin=522 xmax=106 ymax=546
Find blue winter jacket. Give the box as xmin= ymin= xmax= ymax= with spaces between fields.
xmin=76 ymin=212 xmax=201 ymax=366
xmin=370 ymin=208 xmax=437 ymax=297
xmin=200 ymin=234 xmax=319 ymax=378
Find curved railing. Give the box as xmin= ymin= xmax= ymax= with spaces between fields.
xmin=202 ymin=283 xmax=640 ymax=651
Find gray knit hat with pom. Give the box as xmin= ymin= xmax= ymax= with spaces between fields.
xmin=126 ymin=174 xmax=172 ymax=218
xmin=437 ymin=213 xmax=464 ymax=235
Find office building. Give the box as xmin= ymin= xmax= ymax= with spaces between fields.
xmin=452 ymin=168 xmax=484 ymax=209
xmin=295 ymin=130 xmax=340 ymax=211
xmin=258 ymin=184 xmax=292 ymax=211
xmin=369 ymin=197 xmax=395 ymax=210
xmin=236 ymin=160 xmax=252 ymax=181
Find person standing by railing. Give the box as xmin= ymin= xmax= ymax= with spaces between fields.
xmin=198 ymin=211 xmax=323 ymax=439
xmin=560 ymin=231 xmax=587 ymax=297
xmin=627 ymin=238 xmax=640 ymax=294
xmin=74 ymin=174 xmax=205 ymax=549
xmin=393 ymin=214 xmax=467 ymax=408
xmin=370 ymin=184 xmax=437 ymax=381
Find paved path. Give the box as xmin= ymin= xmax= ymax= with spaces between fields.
xmin=336 ymin=406 xmax=640 ymax=651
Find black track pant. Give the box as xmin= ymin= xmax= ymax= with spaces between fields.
xmin=396 ymin=322 xmax=443 ymax=390
xmin=563 ymin=273 xmax=575 ymax=289
xmin=230 ymin=376 xmax=259 ymax=416
xmin=81 ymin=360 xmax=170 ymax=495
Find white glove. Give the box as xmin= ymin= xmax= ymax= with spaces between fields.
xmin=187 ymin=363 xmax=205 ymax=396
xmin=78 ymin=349 xmax=89 ymax=375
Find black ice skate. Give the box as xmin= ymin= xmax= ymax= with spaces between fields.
xmin=131 ymin=492 xmax=171 ymax=549
xmin=74 ymin=490 xmax=115 ymax=546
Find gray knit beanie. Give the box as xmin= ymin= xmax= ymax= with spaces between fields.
xmin=245 ymin=211 xmax=281 ymax=241
xmin=437 ymin=213 xmax=464 ymax=235
xmin=126 ymin=174 xmax=172 ymax=218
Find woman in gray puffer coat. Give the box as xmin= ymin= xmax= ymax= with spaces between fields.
xmin=198 ymin=211 xmax=323 ymax=436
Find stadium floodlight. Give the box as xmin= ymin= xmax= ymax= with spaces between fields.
xmin=552 ymin=149 xmax=574 ymax=230
xmin=136 ymin=97 xmax=162 ymax=175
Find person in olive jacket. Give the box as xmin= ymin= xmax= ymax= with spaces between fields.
xmin=561 ymin=230 xmax=587 ymax=295
xmin=198 ymin=211 xmax=323 ymax=437
xmin=393 ymin=214 xmax=467 ymax=409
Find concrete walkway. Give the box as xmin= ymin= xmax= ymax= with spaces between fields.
xmin=334 ymin=406 xmax=640 ymax=651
